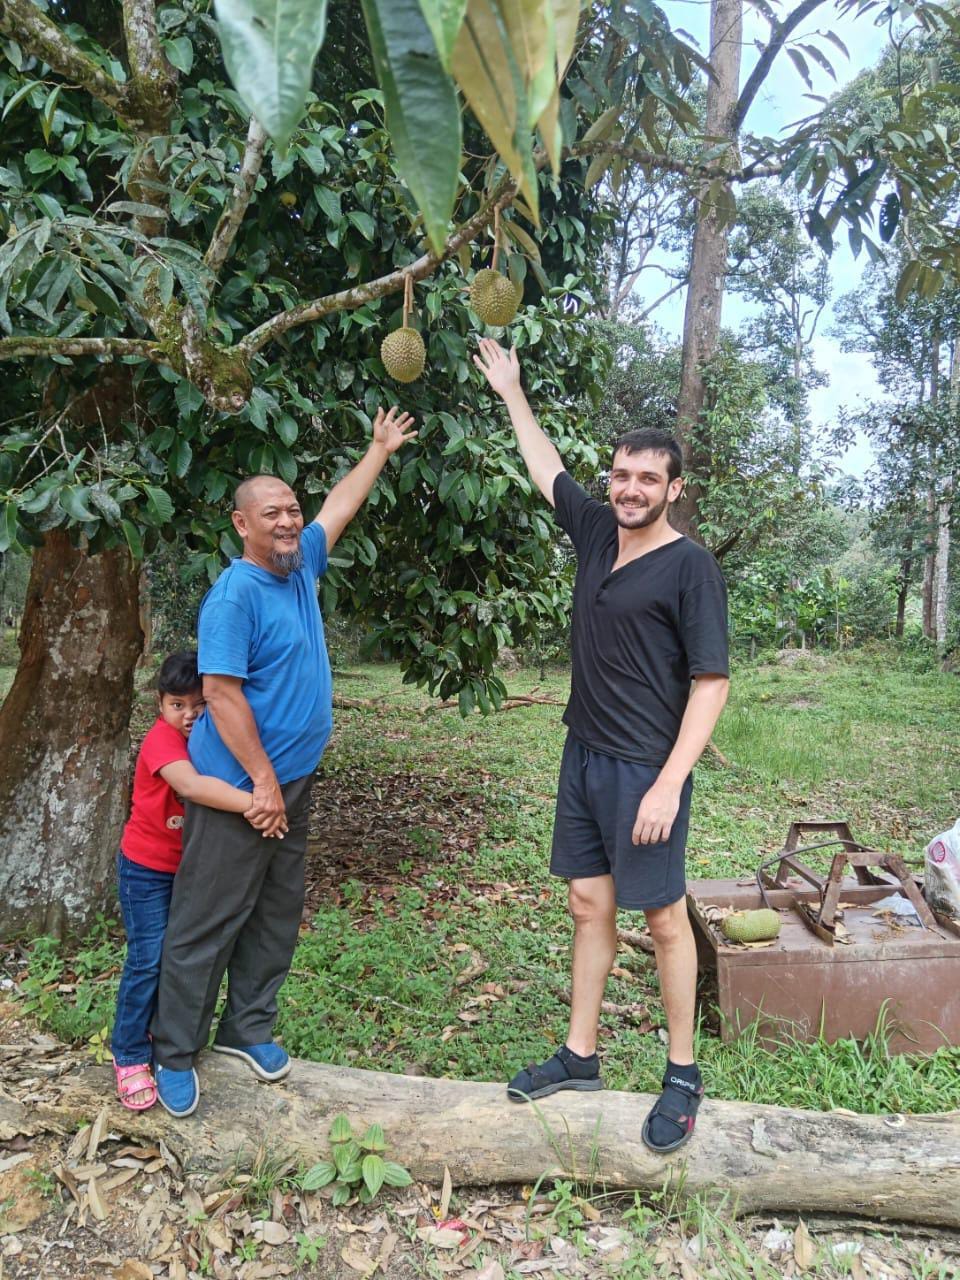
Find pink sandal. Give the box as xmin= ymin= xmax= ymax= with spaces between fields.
xmin=114 ymin=1061 xmax=157 ymax=1111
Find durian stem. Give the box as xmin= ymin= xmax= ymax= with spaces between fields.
xmin=402 ymin=272 xmax=413 ymax=328
xmin=491 ymin=203 xmax=501 ymax=272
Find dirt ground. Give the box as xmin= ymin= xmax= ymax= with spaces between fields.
xmin=2 ymin=1002 xmax=959 ymax=1280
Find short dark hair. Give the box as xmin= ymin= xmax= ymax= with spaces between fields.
xmin=611 ymin=428 xmax=683 ymax=482
xmin=157 ymin=651 xmax=201 ymax=696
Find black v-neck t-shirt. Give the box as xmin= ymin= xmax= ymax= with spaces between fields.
xmin=554 ymin=471 xmax=729 ymax=766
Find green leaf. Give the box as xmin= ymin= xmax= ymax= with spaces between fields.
xmin=2 ymin=80 xmax=41 ymax=122
xmin=89 ymin=484 xmax=121 ymax=524
xmin=121 ymin=518 xmax=144 ymax=560
xmin=314 ymin=185 xmax=342 ymax=225
xmin=60 ymin=485 xmax=97 ymax=523
xmin=0 ymin=502 xmax=18 ymax=553
xmin=381 ymin=1160 xmax=413 ymax=1188
xmin=300 ymin=1159 xmax=337 ymax=1190
xmin=361 ymin=1154 xmax=386 ymax=1198
xmin=347 ymin=209 xmax=376 ymax=241
xmin=144 ymin=485 xmax=175 ymax=524
xmin=879 ymin=191 xmax=900 ymax=244
xmin=894 ymin=258 xmax=921 ymax=304
xmin=274 ymin=412 xmax=298 ymax=445
xmin=40 ymin=85 xmax=61 ymax=145
xmin=360 ymin=0 xmax=461 ymax=255
xmin=214 ymin=0 xmax=330 ymax=149
xmin=502 ymin=0 xmax=556 ymax=126
xmin=163 ymin=35 xmax=194 ymax=74
xmin=451 ymin=0 xmax=539 ymax=218
xmin=360 ymin=1123 xmax=386 ymax=1152
xmin=329 ymin=1114 xmax=354 ymax=1145
xmin=417 ymin=0 xmax=468 ymax=68
xmin=25 ymin=149 xmax=58 ymax=174
xmin=330 ymin=1182 xmax=351 ymax=1207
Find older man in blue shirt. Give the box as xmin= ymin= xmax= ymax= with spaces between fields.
xmin=151 ymin=406 xmax=416 ymax=1116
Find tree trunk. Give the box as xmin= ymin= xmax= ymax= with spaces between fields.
xmin=935 ymin=486 xmax=952 ymax=650
xmin=923 ymin=482 xmax=937 ymax=639
xmin=895 ymin=535 xmax=912 ymax=638
xmin=28 ymin=1056 xmax=960 ymax=1229
xmin=0 ymin=533 xmax=143 ymax=939
xmin=673 ymin=0 xmax=743 ymax=538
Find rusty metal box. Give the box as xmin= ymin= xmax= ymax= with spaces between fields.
xmin=688 ymin=856 xmax=960 ymax=1056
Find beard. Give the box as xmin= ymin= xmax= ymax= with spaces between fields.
xmin=612 ymin=494 xmax=668 ymax=529
xmin=270 ymin=540 xmax=303 ymax=574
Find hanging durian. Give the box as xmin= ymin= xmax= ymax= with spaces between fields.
xmin=469 ymin=203 xmax=520 ymax=328
xmin=381 ymin=272 xmax=425 ymax=383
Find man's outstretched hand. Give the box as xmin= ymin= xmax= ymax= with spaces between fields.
xmin=473 ymin=339 xmax=522 ymax=400
xmin=373 ymin=404 xmax=418 ymax=454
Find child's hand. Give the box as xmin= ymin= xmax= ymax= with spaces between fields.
xmin=244 ymin=806 xmax=288 ymax=838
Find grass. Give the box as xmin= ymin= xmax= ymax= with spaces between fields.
xmin=12 ymin=643 xmax=960 ymax=1115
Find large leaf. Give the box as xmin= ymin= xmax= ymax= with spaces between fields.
xmin=502 ymin=0 xmax=555 ymax=126
xmin=553 ymin=0 xmax=580 ymax=75
xmin=417 ymin=0 xmax=469 ymax=69
xmin=214 ymin=0 xmax=329 ymax=148
xmin=361 ymin=0 xmax=462 ymax=255
xmin=452 ymin=0 xmax=539 ymax=217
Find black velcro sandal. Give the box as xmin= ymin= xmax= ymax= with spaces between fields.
xmin=641 ymin=1074 xmax=705 ymax=1153
xmin=506 ymin=1045 xmax=602 ymax=1103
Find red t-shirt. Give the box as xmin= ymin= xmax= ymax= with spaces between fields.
xmin=121 ymin=718 xmax=191 ymax=873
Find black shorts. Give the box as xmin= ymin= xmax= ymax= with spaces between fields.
xmin=550 ymin=734 xmax=692 ymax=911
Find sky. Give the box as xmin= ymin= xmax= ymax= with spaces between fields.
xmin=636 ymin=0 xmax=894 ymax=477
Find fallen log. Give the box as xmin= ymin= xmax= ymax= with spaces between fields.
xmin=36 ymin=1056 xmax=960 ymax=1229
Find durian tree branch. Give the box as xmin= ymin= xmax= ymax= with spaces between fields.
xmin=120 ymin=0 xmax=177 ymax=131
xmin=240 ymin=176 xmax=518 ymax=357
xmin=0 ymin=336 xmax=167 ymax=363
xmin=204 ymin=116 xmax=269 ymax=277
xmin=570 ymin=139 xmax=784 ymax=182
xmin=0 ymin=0 xmax=135 ymax=123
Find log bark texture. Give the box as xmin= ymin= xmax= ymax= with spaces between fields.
xmin=44 ymin=1054 xmax=960 ymax=1229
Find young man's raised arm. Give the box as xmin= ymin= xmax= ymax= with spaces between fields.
xmin=315 ymin=404 xmax=417 ymax=550
xmin=473 ymin=339 xmax=564 ymax=507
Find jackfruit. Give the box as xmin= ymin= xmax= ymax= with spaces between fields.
xmin=721 ymin=909 xmax=781 ymax=943
xmin=470 ymin=268 xmax=521 ymax=327
xmin=380 ymin=327 xmax=425 ymax=383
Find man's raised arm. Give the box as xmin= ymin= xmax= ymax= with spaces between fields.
xmin=315 ymin=404 xmax=416 ymax=550
xmin=473 ymin=339 xmax=564 ymax=507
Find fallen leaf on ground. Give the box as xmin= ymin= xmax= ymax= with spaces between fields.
xmin=794 ymin=1220 xmax=815 ymax=1270
xmin=112 ymin=1263 xmax=154 ymax=1280
xmin=474 ymin=1264 xmax=504 ymax=1280
xmin=340 ymin=1244 xmax=376 ymax=1276
xmin=85 ymin=1105 xmax=109 ymax=1161
xmin=438 ymin=1165 xmax=452 ymax=1219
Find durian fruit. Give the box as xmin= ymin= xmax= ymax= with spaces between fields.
xmin=380 ymin=326 xmax=425 ymax=383
xmin=470 ymin=267 xmax=520 ymax=327
xmin=721 ymin=908 xmax=781 ymax=944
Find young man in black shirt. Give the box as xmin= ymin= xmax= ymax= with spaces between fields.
xmin=474 ymin=339 xmax=729 ymax=1153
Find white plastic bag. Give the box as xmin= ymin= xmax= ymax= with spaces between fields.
xmin=924 ymin=819 xmax=960 ymax=919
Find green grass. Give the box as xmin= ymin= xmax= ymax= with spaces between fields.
xmin=16 ymin=644 xmax=960 ymax=1114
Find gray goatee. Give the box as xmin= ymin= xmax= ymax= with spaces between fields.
xmin=270 ymin=546 xmax=304 ymax=574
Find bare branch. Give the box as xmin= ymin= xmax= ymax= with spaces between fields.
xmin=240 ymin=176 xmax=518 ymax=356
xmin=0 ymin=0 xmax=134 ymax=121
xmin=638 ymin=278 xmax=688 ymax=320
xmin=732 ymin=0 xmax=831 ymax=134
xmin=205 ymin=117 xmax=269 ymax=277
xmin=571 ymin=140 xmax=783 ymax=182
xmin=0 ymin=336 xmax=166 ymax=363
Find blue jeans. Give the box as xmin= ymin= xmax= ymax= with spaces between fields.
xmin=111 ymin=852 xmax=175 ymax=1066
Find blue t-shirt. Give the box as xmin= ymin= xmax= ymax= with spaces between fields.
xmin=188 ymin=521 xmax=332 ymax=788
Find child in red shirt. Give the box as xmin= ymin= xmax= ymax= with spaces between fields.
xmin=112 ymin=651 xmax=281 ymax=1110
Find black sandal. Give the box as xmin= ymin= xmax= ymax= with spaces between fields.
xmin=641 ymin=1074 xmax=705 ymax=1152
xmin=506 ymin=1045 xmax=602 ymax=1103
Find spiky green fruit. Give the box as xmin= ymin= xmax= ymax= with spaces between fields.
xmin=721 ymin=909 xmax=781 ymax=943
xmin=470 ymin=268 xmax=521 ymax=327
xmin=380 ymin=327 xmax=425 ymax=383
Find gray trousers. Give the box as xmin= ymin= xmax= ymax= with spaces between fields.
xmin=151 ymin=772 xmax=314 ymax=1071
